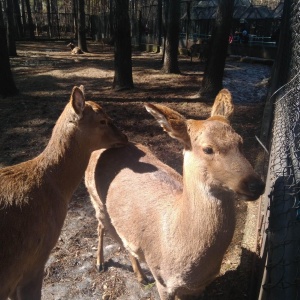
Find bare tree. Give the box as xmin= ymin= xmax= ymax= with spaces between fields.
xmin=46 ymin=0 xmax=52 ymax=37
xmin=162 ymin=0 xmax=180 ymax=73
xmin=78 ymin=0 xmax=88 ymax=51
xmin=6 ymin=0 xmax=17 ymax=56
xmin=157 ymin=0 xmax=162 ymax=47
xmin=112 ymin=0 xmax=134 ymax=90
xmin=199 ymin=0 xmax=234 ymax=99
xmin=12 ymin=0 xmax=24 ymax=38
xmin=72 ymin=0 xmax=78 ymax=38
xmin=0 ymin=0 xmax=18 ymax=97
xmin=24 ymin=0 xmax=35 ymax=39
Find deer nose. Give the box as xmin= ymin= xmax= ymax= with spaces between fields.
xmin=248 ymin=179 xmax=265 ymax=195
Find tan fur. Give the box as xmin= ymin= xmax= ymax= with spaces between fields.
xmin=0 ymin=86 xmax=127 ymax=300
xmin=85 ymin=89 xmax=265 ymax=300
xmin=211 ymin=88 xmax=234 ymax=119
xmin=67 ymin=42 xmax=83 ymax=54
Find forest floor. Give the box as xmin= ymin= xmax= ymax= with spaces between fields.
xmin=0 ymin=40 xmax=271 ymax=300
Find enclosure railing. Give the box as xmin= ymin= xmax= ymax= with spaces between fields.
xmin=258 ymin=74 xmax=300 ymax=300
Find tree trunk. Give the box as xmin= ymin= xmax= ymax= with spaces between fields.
xmin=185 ymin=1 xmax=191 ymax=49
xmin=0 ymin=1 xmax=18 ymax=97
xmin=157 ymin=0 xmax=162 ymax=46
xmin=78 ymin=0 xmax=88 ymax=51
xmin=21 ymin=0 xmax=26 ymax=36
xmin=73 ymin=0 xmax=78 ymax=39
xmin=6 ymin=0 xmax=17 ymax=56
xmin=112 ymin=0 xmax=134 ymax=91
xmin=200 ymin=0 xmax=234 ymax=99
xmin=162 ymin=0 xmax=180 ymax=74
xmin=24 ymin=0 xmax=35 ymax=39
xmin=13 ymin=0 xmax=23 ymax=38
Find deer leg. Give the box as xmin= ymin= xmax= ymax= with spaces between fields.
xmin=96 ymin=222 xmax=105 ymax=272
xmin=156 ymin=281 xmax=176 ymax=300
xmin=17 ymin=268 xmax=44 ymax=300
xmin=129 ymin=254 xmax=148 ymax=285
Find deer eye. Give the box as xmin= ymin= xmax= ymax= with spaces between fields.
xmin=99 ymin=119 xmax=107 ymax=125
xmin=203 ymin=146 xmax=214 ymax=155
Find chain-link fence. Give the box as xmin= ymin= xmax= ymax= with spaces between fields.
xmin=258 ymin=74 xmax=300 ymax=300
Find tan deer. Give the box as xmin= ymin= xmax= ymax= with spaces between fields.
xmin=0 ymin=86 xmax=127 ymax=300
xmin=67 ymin=42 xmax=83 ymax=54
xmin=85 ymin=89 xmax=265 ymax=300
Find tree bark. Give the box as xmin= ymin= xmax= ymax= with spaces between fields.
xmin=0 ymin=1 xmax=18 ymax=97
xmin=12 ymin=0 xmax=23 ymax=38
xmin=200 ymin=0 xmax=234 ymax=99
xmin=6 ymin=0 xmax=17 ymax=56
xmin=72 ymin=0 xmax=78 ymax=38
xmin=78 ymin=0 xmax=88 ymax=51
xmin=162 ymin=0 xmax=180 ymax=74
xmin=45 ymin=0 xmax=52 ymax=37
xmin=112 ymin=0 xmax=134 ymax=91
xmin=21 ymin=0 xmax=26 ymax=36
xmin=157 ymin=0 xmax=162 ymax=46
xmin=24 ymin=0 xmax=35 ymax=39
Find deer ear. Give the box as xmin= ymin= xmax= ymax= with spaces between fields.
xmin=79 ymin=85 xmax=85 ymax=95
xmin=211 ymin=89 xmax=234 ymax=119
xmin=145 ymin=103 xmax=191 ymax=149
xmin=70 ymin=86 xmax=85 ymax=116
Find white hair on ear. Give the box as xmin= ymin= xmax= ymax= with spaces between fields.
xmin=79 ymin=85 xmax=85 ymax=96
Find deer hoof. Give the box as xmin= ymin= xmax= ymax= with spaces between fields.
xmin=97 ymin=263 xmax=105 ymax=273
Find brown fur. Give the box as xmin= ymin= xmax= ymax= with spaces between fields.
xmin=85 ymin=89 xmax=265 ymax=300
xmin=0 ymin=86 xmax=127 ymax=300
xmin=189 ymin=40 xmax=209 ymax=62
xmin=67 ymin=42 xmax=83 ymax=54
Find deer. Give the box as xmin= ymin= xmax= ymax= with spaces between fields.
xmin=189 ymin=39 xmax=209 ymax=62
xmin=85 ymin=88 xmax=265 ymax=300
xmin=0 ymin=85 xmax=128 ymax=300
xmin=67 ymin=42 xmax=83 ymax=54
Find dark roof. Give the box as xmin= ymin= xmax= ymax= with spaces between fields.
xmin=273 ymin=1 xmax=284 ymax=19
xmin=191 ymin=0 xmax=281 ymax=20
xmin=192 ymin=0 xmax=252 ymax=20
xmin=233 ymin=5 xmax=250 ymax=19
xmin=195 ymin=0 xmax=218 ymax=8
xmin=234 ymin=0 xmax=251 ymax=7
xmin=192 ymin=6 xmax=217 ymax=20
xmin=239 ymin=5 xmax=273 ymax=19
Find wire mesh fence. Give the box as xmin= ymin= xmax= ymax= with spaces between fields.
xmin=259 ymin=74 xmax=300 ymax=300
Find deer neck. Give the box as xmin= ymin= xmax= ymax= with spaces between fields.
xmin=36 ymin=115 xmax=91 ymax=198
xmin=178 ymin=151 xmax=236 ymax=240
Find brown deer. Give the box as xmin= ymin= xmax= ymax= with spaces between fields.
xmin=85 ymin=89 xmax=265 ymax=300
xmin=189 ymin=39 xmax=209 ymax=62
xmin=67 ymin=42 xmax=83 ymax=54
xmin=0 ymin=86 xmax=127 ymax=300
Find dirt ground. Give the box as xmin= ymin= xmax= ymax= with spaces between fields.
xmin=0 ymin=41 xmax=271 ymax=300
